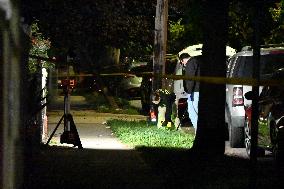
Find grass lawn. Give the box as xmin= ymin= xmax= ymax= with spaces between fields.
xmin=106 ymin=120 xmax=283 ymax=189
xmin=107 ymin=119 xmax=195 ymax=149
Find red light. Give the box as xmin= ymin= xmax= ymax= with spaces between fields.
xmin=232 ymin=87 xmax=244 ymax=106
xmin=269 ymin=50 xmax=284 ymax=54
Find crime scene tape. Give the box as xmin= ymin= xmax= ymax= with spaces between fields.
xmin=56 ymin=73 xmax=136 ymax=77
xmin=56 ymin=74 xmax=93 ymax=77
xmin=56 ymin=71 xmax=284 ymax=87
xmin=99 ymin=73 xmax=136 ymax=77
xmin=29 ymin=55 xmax=283 ymax=86
xmin=161 ymin=74 xmax=284 ymax=87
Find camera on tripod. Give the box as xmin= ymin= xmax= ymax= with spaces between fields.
xmin=61 ymin=78 xmax=76 ymax=92
xmin=46 ymin=77 xmax=82 ymax=149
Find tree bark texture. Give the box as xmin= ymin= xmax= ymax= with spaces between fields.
xmin=153 ymin=0 xmax=168 ymax=91
xmin=192 ymin=0 xmax=229 ymax=156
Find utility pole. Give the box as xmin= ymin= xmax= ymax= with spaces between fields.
xmin=153 ymin=0 xmax=168 ymax=91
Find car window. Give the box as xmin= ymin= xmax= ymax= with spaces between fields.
xmin=231 ymin=53 xmax=284 ymax=78
xmin=231 ymin=56 xmax=243 ymax=78
xmin=261 ymin=53 xmax=284 ymax=74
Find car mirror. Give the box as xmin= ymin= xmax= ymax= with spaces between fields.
xmin=244 ymin=91 xmax=253 ymax=100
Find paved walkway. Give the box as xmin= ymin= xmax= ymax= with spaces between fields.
xmin=46 ymin=110 xmax=147 ymax=149
xmin=46 ymin=94 xmax=146 ymax=149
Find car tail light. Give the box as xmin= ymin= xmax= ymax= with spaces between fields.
xmin=245 ymin=105 xmax=252 ymax=122
xmin=232 ymin=86 xmax=244 ymax=107
xmin=269 ymin=50 xmax=284 ymax=55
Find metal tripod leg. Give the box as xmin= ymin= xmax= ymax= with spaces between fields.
xmin=45 ymin=115 xmax=64 ymax=145
xmin=66 ymin=114 xmax=83 ymax=149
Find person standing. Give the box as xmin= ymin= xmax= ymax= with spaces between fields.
xmin=183 ymin=55 xmax=201 ymax=130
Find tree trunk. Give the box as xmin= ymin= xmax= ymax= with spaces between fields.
xmin=107 ymin=46 xmax=120 ymax=65
xmin=96 ymin=46 xmax=120 ymax=67
xmin=192 ymin=0 xmax=229 ymax=156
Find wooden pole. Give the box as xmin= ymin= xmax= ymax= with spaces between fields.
xmin=153 ymin=0 xmax=168 ymax=91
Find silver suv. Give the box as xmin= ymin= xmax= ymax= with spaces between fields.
xmin=226 ymin=44 xmax=284 ymax=148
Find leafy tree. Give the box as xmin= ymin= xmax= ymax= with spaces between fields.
xmin=263 ymin=1 xmax=284 ymax=43
xmin=175 ymin=0 xmax=203 ymax=49
xmin=228 ymin=1 xmax=254 ymax=51
xmin=228 ymin=0 xmax=284 ymax=51
xmin=29 ymin=22 xmax=54 ymax=73
xmin=21 ymin=0 xmax=190 ymax=71
xmin=168 ymin=18 xmax=185 ymax=53
xmin=21 ymin=0 xmax=157 ymax=70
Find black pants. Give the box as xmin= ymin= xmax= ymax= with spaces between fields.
xmin=162 ymin=93 xmax=175 ymax=126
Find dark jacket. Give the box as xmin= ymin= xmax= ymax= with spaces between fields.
xmin=155 ymin=89 xmax=175 ymax=107
xmin=184 ymin=56 xmax=201 ymax=94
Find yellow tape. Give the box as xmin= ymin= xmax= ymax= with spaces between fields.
xmin=99 ymin=73 xmax=136 ymax=77
xmin=57 ymin=74 xmax=93 ymax=77
xmin=161 ymin=74 xmax=284 ymax=87
xmin=53 ymin=71 xmax=284 ymax=87
xmin=56 ymin=73 xmax=137 ymax=78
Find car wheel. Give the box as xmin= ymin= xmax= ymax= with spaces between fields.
xmin=270 ymin=120 xmax=277 ymax=146
xmin=230 ymin=124 xmax=245 ymax=148
xmin=273 ymin=131 xmax=284 ymax=162
xmin=271 ymin=119 xmax=284 ymax=162
xmin=244 ymin=117 xmax=251 ymax=157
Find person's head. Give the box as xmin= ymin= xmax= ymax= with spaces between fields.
xmin=179 ymin=53 xmax=191 ymax=66
xmin=151 ymin=91 xmax=161 ymax=105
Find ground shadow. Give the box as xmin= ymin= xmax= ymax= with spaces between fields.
xmin=22 ymin=145 xmax=284 ymax=189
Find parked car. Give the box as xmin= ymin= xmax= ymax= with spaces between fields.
xmin=226 ymin=44 xmax=284 ymax=148
xmin=244 ymin=68 xmax=284 ymax=160
xmin=99 ymin=64 xmax=142 ymax=98
xmin=118 ymin=72 xmax=142 ymax=98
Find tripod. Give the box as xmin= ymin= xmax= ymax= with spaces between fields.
xmin=46 ymin=84 xmax=83 ymax=149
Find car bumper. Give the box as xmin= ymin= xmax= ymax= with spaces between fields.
xmin=231 ymin=115 xmax=245 ymax=128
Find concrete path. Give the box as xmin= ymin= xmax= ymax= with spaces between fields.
xmin=46 ymin=110 xmax=147 ymax=149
